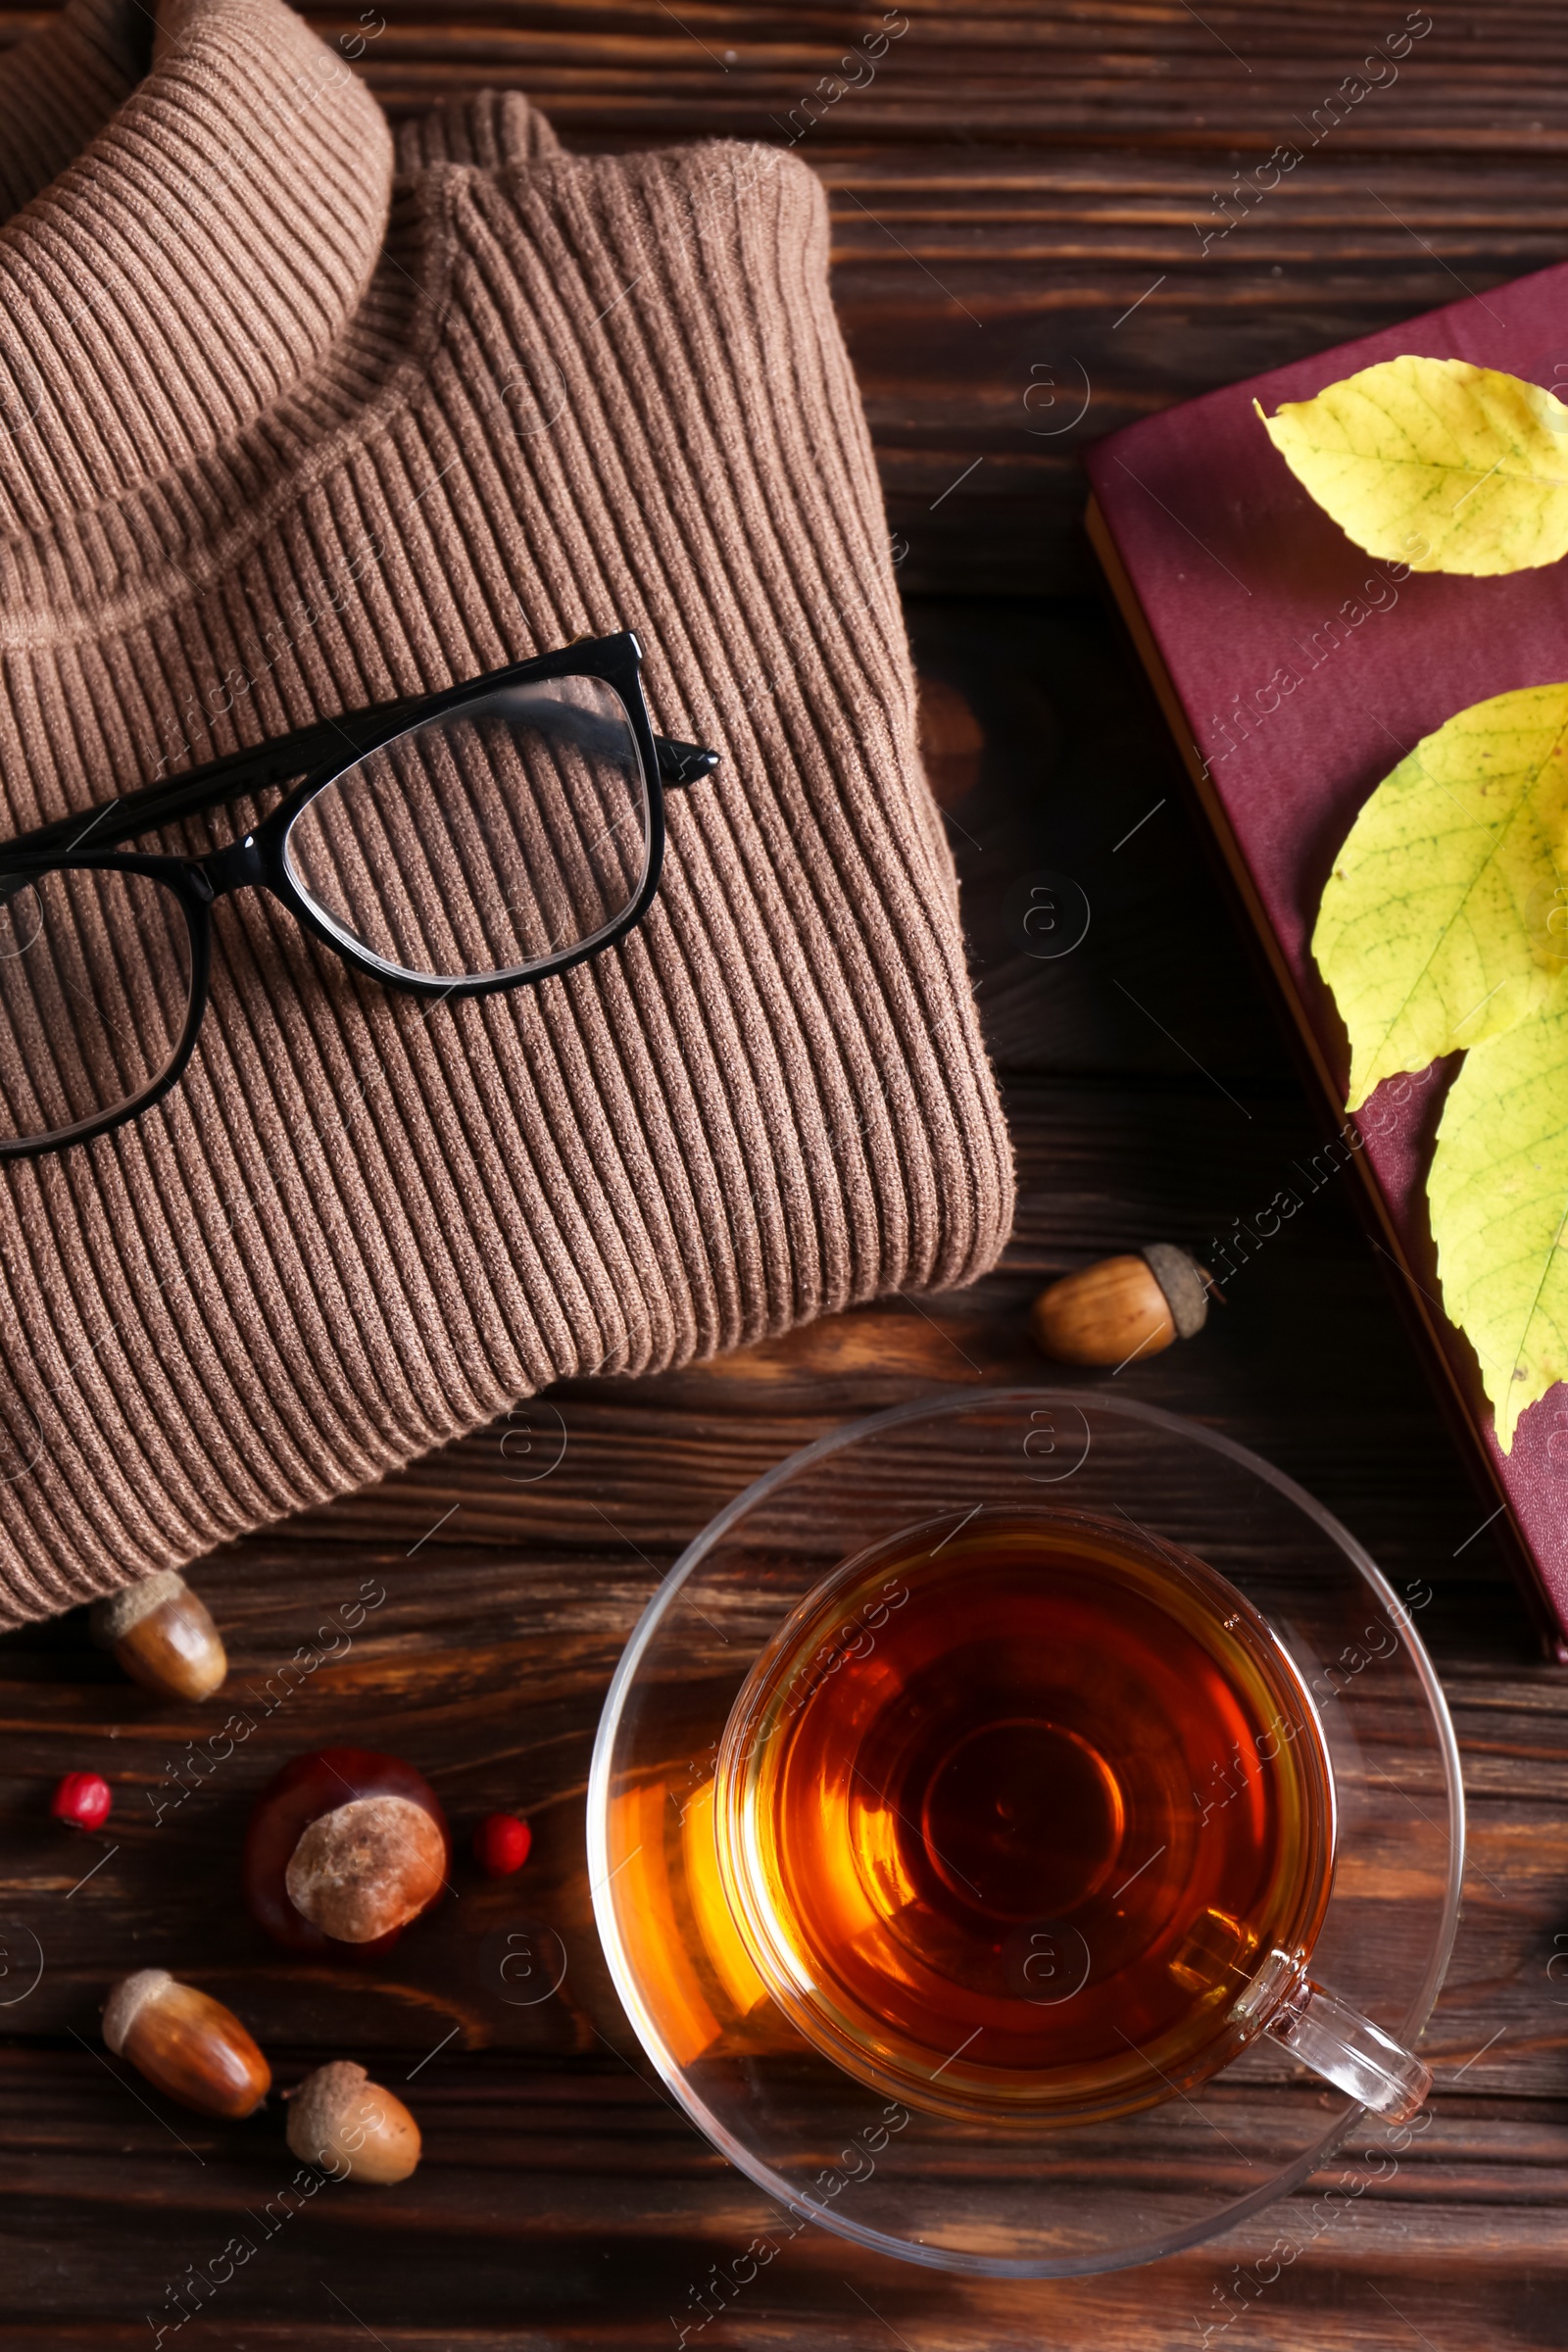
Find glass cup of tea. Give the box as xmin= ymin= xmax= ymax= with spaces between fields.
xmin=712 ymin=1504 xmax=1428 ymax=2131
xmin=590 ymin=1390 xmax=1463 ymax=2278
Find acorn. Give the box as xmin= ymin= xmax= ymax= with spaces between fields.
xmin=1030 ymin=1244 xmax=1217 ymax=1367
xmin=89 ymin=1571 xmax=227 ymax=1702
xmin=917 ymin=674 xmax=985 ymax=806
xmin=286 ymin=2061 xmax=421 ymax=2183
xmin=102 ymin=1970 xmax=270 ymax=2119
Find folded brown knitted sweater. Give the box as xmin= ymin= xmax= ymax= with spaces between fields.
xmin=0 ymin=0 xmax=1012 ymax=1624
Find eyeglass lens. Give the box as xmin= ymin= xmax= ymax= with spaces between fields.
xmin=283 ymin=673 xmax=653 ymax=986
xmin=0 ymin=865 xmax=194 ymax=1148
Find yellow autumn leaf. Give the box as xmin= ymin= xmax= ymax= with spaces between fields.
xmin=1256 ymin=356 xmax=1568 ymax=575
xmin=1430 ymin=999 xmax=1568 ymax=1451
xmin=1313 ymin=684 xmax=1568 ymax=1107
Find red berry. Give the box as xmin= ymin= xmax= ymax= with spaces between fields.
xmin=473 ymin=1811 xmax=532 ymax=1877
xmin=51 ymin=1772 xmax=111 ymax=1831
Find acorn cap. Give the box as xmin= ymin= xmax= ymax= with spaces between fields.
xmin=286 ymin=2060 xmax=421 ymax=2183
xmin=89 ymin=1571 xmax=187 ymax=1646
xmin=288 ymin=2060 xmax=370 ymax=2161
xmin=102 ymin=1967 xmax=171 ymax=2055
xmin=1140 ymin=1244 xmax=1212 ymax=1340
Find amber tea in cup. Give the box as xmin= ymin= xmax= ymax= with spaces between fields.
xmin=713 ymin=1506 xmax=1421 ymax=2128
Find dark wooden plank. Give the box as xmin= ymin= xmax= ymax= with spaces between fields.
xmin=0 ymin=580 xmax=1551 ymax=2339
xmin=0 ymin=2050 xmax=1565 ymax=2344
xmin=0 ymin=605 xmax=1551 ymax=2337
xmin=0 ymin=2 xmax=1563 ymax=2344
xmin=297 ymin=3 xmax=1568 ymax=153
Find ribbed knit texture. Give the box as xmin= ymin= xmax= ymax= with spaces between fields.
xmin=0 ymin=0 xmax=1013 ymax=1625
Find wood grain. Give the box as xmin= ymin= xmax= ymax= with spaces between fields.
xmin=318 ymin=1 xmax=1568 ymax=593
xmin=0 ymin=3 xmax=1565 ymax=2345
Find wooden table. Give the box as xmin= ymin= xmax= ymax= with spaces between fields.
xmin=3 ymin=6 xmax=1565 ymax=2345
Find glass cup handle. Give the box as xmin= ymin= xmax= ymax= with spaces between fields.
xmin=1233 ymin=1949 xmax=1433 ymax=2124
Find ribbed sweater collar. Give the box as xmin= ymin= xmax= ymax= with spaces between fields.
xmin=0 ymin=0 xmax=392 ymax=536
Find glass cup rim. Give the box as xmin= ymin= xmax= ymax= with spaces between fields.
xmin=710 ymin=1498 xmax=1342 ymax=2129
xmin=588 ymin=1385 xmax=1466 ymax=2278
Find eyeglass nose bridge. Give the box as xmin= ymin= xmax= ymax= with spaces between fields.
xmin=199 ymin=831 xmax=267 ymax=900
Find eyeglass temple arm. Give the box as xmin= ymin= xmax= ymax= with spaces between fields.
xmin=655 ymin=736 xmax=719 ymax=786
xmin=0 ymin=708 xmax=718 ymax=862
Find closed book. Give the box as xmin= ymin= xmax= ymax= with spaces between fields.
xmin=1083 ymin=263 xmax=1568 ymax=1655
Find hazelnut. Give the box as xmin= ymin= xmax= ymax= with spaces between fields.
xmin=90 ymin=1571 xmax=227 ymax=1702
xmin=243 ymin=1748 xmax=451 ymax=1955
xmin=286 ymin=2061 xmax=420 ymax=2184
xmin=1030 ymin=1244 xmax=1217 ymax=1368
xmin=102 ymin=1970 xmax=270 ymax=2119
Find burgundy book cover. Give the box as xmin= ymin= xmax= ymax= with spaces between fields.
xmin=1083 ymin=264 xmax=1568 ymax=1656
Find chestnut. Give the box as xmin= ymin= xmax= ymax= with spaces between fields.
xmin=243 ymin=1747 xmax=451 ymax=1955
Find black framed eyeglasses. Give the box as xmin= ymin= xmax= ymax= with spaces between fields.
xmin=0 ymin=630 xmax=717 ymax=1157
